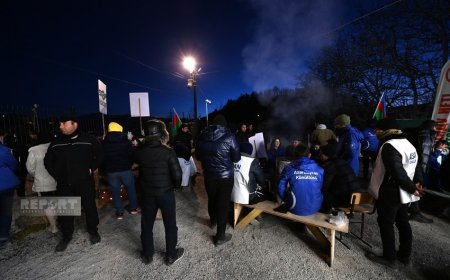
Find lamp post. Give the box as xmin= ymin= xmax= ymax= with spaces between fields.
xmin=205 ymin=99 xmax=212 ymax=126
xmin=183 ymin=56 xmax=199 ymax=119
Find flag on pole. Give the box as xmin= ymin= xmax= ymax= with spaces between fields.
xmin=172 ymin=108 xmax=182 ymax=138
xmin=373 ymin=92 xmax=387 ymax=120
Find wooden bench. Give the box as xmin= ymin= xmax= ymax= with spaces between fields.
xmin=234 ymin=200 xmax=349 ymax=267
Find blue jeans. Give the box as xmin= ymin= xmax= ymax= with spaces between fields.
xmin=141 ymin=192 xmax=178 ymax=258
xmin=0 ymin=188 xmax=15 ymax=241
xmin=107 ymin=170 xmax=139 ymax=213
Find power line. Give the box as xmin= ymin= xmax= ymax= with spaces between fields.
xmin=27 ymin=54 xmax=162 ymax=91
xmin=314 ymin=0 xmax=403 ymax=39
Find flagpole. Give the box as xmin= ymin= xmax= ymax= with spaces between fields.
xmin=372 ymin=92 xmax=385 ymax=119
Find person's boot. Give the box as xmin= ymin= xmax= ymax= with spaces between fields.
xmin=365 ymin=252 xmax=397 ymax=269
xmin=164 ymin=248 xmax=185 ymax=266
xmin=214 ymin=233 xmax=232 ymax=246
xmin=55 ymin=236 xmax=71 ymax=252
xmin=89 ymin=232 xmax=101 ymax=245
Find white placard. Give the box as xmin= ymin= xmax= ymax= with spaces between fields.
xmin=98 ymin=79 xmax=107 ymax=115
xmin=129 ymin=92 xmax=150 ymax=117
xmin=248 ymin=132 xmax=267 ymax=158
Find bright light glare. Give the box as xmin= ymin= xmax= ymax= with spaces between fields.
xmin=183 ymin=56 xmax=197 ymax=73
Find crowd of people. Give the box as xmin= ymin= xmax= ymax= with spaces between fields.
xmin=0 ymin=112 xmax=447 ymax=270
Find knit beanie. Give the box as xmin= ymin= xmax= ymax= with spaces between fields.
xmin=376 ymin=119 xmax=400 ymax=130
xmin=334 ymin=114 xmax=350 ymax=126
xmin=108 ymin=122 xmax=123 ymax=132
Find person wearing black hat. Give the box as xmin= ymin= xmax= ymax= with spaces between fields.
xmin=132 ymin=119 xmax=184 ymax=265
xmin=366 ymin=118 xmax=425 ymax=268
xmin=319 ymin=140 xmax=361 ymax=214
xmin=44 ymin=114 xmax=104 ymax=252
xmin=196 ymin=114 xmax=241 ymax=246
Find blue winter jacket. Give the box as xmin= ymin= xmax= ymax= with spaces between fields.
xmin=102 ymin=132 xmax=133 ymax=173
xmin=277 ymin=157 xmax=324 ymax=216
xmin=361 ymin=127 xmax=379 ymax=153
xmin=196 ymin=125 xmax=241 ymax=179
xmin=0 ymin=144 xmax=20 ymax=191
xmin=336 ymin=125 xmax=364 ymax=176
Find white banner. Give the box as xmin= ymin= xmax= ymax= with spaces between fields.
xmin=431 ymin=60 xmax=450 ymax=141
xmin=129 ymin=92 xmax=150 ymax=117
xmin=248 ymin=132 xmax=268 ymax=158
xmin=98 ymin=79 xmax=107 ymax=115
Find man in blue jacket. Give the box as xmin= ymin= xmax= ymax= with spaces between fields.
xmin=334 ymin=114 xmax=364 ymax=176
xmin=277 ymin=144 xmax=324 ymax=216
xmin=196 ymin=114 xmax=241 ymax=246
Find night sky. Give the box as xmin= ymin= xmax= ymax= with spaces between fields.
xmin=3 ymin=0 xmax=391 ymax=118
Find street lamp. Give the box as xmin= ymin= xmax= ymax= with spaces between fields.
xmin=183 ymin=56 xmax=199 ymax=119
xmin=205 ymin=99 xmax=212 ymax=126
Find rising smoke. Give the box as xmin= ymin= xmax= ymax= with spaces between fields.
xmin=242 ymin=0 xmax=345 ymax=143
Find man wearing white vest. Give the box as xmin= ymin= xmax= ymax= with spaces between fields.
xmin=367 ymin=119 xmax=425 ymax=268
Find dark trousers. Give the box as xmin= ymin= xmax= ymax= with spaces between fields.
xmin=377 ymin=200 xmax=412 ymax=260
xmin=362 ymin=151 xmax=377 ymax=179
xmin=0 ymin=188 xmax=15 ymax=241
xmin=141 ymin=192 xmax=177 ymax=258
xmin=204 ymin=177 xmax=234 ymax=239
xmin=57 ymin=180 xmax=99 ymax=239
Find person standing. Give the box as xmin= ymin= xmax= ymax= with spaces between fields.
xmin=26 ymin=131 xmax=58 ymax=233
xmin=196 ymin=114 xmax=241 ymax=246
xmin=334 ymin=114 xmax=364 ymax=176
xmin=367 ymin=119 xmax=424 ymax=268
xmin=133 ymin=119 xmax=184 ymax=265
xmin=102 ymin=122 xmax=140 ymax=220
xmin=44 ymin=114 xmax=103 ymax=252
xmin=0 ymin=142 xmax=20 ymax=247
xmin=361 ymin=119 xmax=379 ymax=180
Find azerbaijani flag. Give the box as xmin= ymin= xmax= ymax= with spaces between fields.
xmin=172 ymin=108 xmax=182 ymax=138
xmin=373 ymin=93 xmax=387 ymax=120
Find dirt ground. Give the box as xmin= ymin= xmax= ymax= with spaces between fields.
xmin=1 ymin=167 xmax=450 ymax=280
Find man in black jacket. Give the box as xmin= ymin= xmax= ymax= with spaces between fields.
xmin=44 ymin=114 xmax=103 ymax=252
xmin=133 ymin=119 xmax=183 ymax=265
xmin=196 ymin=114 xmax=241 ymax=246
xmin=366 ymin=119 xmax=425 ymax=268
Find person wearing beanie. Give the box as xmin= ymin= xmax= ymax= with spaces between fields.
xmin=318 ymin=140 xmax=360 ymax=214
xmin=366 ymin=118 xmax=425 ymax=268
xmin=310 ymin=122 xmax=337 ymax=146
xmin=333 ymin=114 xmax=364 ymax=176
xmin=285 ymin=137 xmax=302 ymax=160
xmin=44 ymin=114 xmax=103 ymax=252
xmin=231 ymin=142 xmax=266 ymax=205
xmin=196 ymin=114 xmax=241 ymax=246
xmin=133 ymin=119 xmax=184 ymax=265
xmin=108 ymin=122 xmax=123 ymax=132
xmin=102 ymin=122 xmax=140 ymax=220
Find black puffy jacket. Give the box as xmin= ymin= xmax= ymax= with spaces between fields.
xmin=133 ymin=140 xmax=182 ymax=196
xmin=102 ymin=132 xmax=133 ymax=173
xmin=196 ymin=125 xmax=241 ymax=179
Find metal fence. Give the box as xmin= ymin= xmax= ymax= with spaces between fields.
xmin=0 ymin=105 xmax=103 ymax=146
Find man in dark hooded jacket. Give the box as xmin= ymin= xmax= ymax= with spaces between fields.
xmin=366 ymin=119 xmax=424 ymax=268
xmin=196 ymin=114 xmax=241 ymax=246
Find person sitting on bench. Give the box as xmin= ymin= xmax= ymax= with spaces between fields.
xmin=231 ymin=142 xmax=266 ymax=205
xmin=277 ymin=144 xmax=324 ymax=216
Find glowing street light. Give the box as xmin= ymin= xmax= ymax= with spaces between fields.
xmin=183 ymin=56 xmax=199 ymax=119
xmin=205 ymin=99 xmax=212 ymax=126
